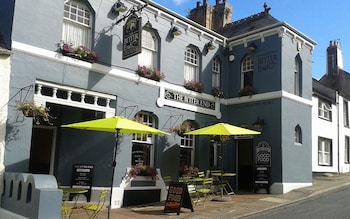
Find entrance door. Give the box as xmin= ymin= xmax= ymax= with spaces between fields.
xmin=29 ymin=126 xmax=56 ymax=174
xmin=237 ymin=139 xmax=254 ymax=192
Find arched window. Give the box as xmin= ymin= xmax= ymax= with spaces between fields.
xmin=132 ymin=112 xmax=156 ymax=166
xmin=295 ymin=125 xmax=302 ymax=144
xmin=62 ymin=0 xmax=93 ymax=47
xmin=184 ymin=47 xmax=199 ymax=82
xmin=26 ymin=183 xmax=32 ymax=203
xmin=138 ymin=30 xmax=158 ymax=68
xmin=241 ymin=55 xmax=254 ymax=88
xmin=212 ymin=57 xmax=221 ymax=87
xmin=294 ymin=55 xmax=302 ymax=96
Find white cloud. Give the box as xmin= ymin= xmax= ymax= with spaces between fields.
xmin=173 ymin=0 xmax=188 ymax=6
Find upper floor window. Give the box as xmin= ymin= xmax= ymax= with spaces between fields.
xmin=318 ymin=100 xmax=332 ymax=121
xmin=294 ymin=55 xmax=302 ymax=96
xmin=344 ymin=100 xmax=349 ymax=127
xmin=138 ymin=30 xmax=158 ymax=69
xmin=295 ymin=125 xmax=302 ymax=144
xmin=184 ymin=47 xmax=199 ymax=82
xmin=241 ymin=55 xmax=254 ymax=88
xmin=318 ymin=137 xmax=332 ymax=166
xmin=212 ymin=57 xmax=221 ymax=87
xmin=62 ymin=0 xmax=92 ymax=47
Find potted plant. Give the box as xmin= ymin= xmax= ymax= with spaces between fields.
xmin=179 ymin=165 xmax=199 ymax=177
xmin=16 ymin=100 xmax=54 ymax=125
xmin=211 ymin=86 xmax=224 ymax=98
xmin=127 ymin=163 xmax=158 ymax=179
xmin=59 ymin=41 xmax=99 ymax=63
xmin=136 ymin=65 xmax=165 ymax=81
xmin=184 ymin=80 xmax=204 ymax=93
xmin=238 ymin=86 xmax=257 ymax=97
xmin=170 ymin=121 xmax=193 ymax=137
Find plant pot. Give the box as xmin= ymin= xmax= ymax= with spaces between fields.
xmin=22 ymin=109 xmax=36 ymax=118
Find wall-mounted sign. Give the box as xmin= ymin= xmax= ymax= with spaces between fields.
xmin=164 ymin=90 xmax=215 ymax=110
xmin=71 ymin=164 xmax=94 ymax=201
xmin=122 ymin=14 xmax=142 ymax=60
xmin=258 ymin=52 xmax=277 ymax=72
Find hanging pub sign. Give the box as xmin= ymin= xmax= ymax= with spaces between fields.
xmin=122 ymin=14 xmax=142 ymax=60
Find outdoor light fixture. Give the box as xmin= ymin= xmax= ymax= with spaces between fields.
xmin=113 ymin=1 xmax=127 ymax=13
xmin=206 ymin=42 xmax=216 ymax=51
xmin=144 ymin=21 xmax=152 ymax=28
xmin=247 ymin=43 xmax=257 ymax=52
xmin=171 ymin=26 xmax=182 ymax=36
xmin=253 ymin=117 xmax=264 ymax=132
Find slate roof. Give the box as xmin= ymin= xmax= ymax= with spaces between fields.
xmin=312 ymin=78 xmax=336 ymax=104
xmin=217 ymin=12 xmax=280 ymax=38
xmin=319 ymin=69 xmax=350 ymax=98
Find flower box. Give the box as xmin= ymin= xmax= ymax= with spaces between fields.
xmin=184 ymin=80 xmax=204 ymax=93
xmin=136 ymin=65 xmax=165 ymax=81
xmin=130 ymin=176 xmax=156 ymax=187
xmin=59 ymin=42 xmax=98 ymax=63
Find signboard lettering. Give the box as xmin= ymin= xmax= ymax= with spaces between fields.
xmin=165 ymin=90 xmax=215 ymax=110
xmin=71 ymin=164 xmax=94 ymax=201
xmin=164 ymin=182 xmax=193 ymax=215
xmin=122 ymin=15 xmax=142 ymax=60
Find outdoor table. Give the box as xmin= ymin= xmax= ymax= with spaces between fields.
xmin=61 ymin=188 xmax=88 ymax=208
xmin=211 ymin=172 xmax=236 ymax=196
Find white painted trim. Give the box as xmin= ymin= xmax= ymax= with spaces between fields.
xmin=270 ymin=182 xmax=312 ymax=194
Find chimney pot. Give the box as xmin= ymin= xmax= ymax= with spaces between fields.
xmin=196 ymin=1 xmax=201 ymax=7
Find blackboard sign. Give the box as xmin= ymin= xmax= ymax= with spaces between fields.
xmin=254 ymin=166 xmax=270 ymax=193
xmin=71 ymin=164 xmax=94 ymax=201
xmin=164 ymin=182 xmax=193 ymax=215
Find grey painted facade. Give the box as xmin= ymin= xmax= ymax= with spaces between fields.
xmin=0 ymin=0 xmax=316 ymax=208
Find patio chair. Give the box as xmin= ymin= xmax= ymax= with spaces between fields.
xmin=195 ymin=177 xmax=214 ymax=206
xmin=83 ymin=190 xmax=108 ymax=219
xmin=61 ymin=191 xmax=73 ymax=219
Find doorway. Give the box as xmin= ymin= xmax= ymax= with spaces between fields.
xmin=237 ymin=139 xmax=254 ymax=192
xmin=29 ymin=126 xmax=56 ymax=174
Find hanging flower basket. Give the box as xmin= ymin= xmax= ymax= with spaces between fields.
xmin=16 ymin=100 xmax=54 ymax=125
xmin=170 ymin=122 xmax=193 ymax=137
xmin=136 ymin=65 xmax=165 ymax=81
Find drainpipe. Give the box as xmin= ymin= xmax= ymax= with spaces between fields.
xmin=336 ymin=90 xmax=340 ymax=173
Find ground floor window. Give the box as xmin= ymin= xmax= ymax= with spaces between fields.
xmin=318 ymin=137 xmax=332 ymax=166
xmin=179 ymin=121 xmax=195 ymax=169
xmin=345 ymin=136 xmax=350 ymax=163
xmin=131 ymin=143 xmax=150 ymax=165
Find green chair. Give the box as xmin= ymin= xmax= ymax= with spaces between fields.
xmin=195 ymin=177 xmax=214 ymax=206
xmin=61 ymin=191 xmax=73 ymax=219
xmin=83 ymin=190 xmax=108 ymax=219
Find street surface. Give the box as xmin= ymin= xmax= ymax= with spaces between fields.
xmin=243 ymin=186 xmax=350 ymax=219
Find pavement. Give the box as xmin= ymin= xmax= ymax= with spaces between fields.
xmin=69 ymin=172 xmax=350 ymax=219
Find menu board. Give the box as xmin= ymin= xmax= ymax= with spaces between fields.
xmin=71 ymin=164 xmax=94 ymax=201
xmin=164 ymin=182 xmax=193 ymax=215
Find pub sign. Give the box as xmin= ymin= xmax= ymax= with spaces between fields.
xmin=122 ymin=14 xmax=142 ymax=60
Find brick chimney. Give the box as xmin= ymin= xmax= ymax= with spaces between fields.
xmin=188 ymin=0 xmax=232 ymax=32
xmin=327 ymin=40 xmax=343 ymax=75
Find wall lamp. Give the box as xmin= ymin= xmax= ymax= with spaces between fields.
xmin=247 ymin=43 xmax=257 ymax=52
xmin=113 ymin=1 xmax=128 ymax=13
xmin=252 ymin=117 xmax=265 ymax=133
xmin=171 ymin=26 xmax=182 ymax=36
xmin=206 ymin=42 xmax=216 ymax=51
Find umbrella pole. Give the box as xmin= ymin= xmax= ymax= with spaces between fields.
xmin=108 ymin=131 xmax=119 ymax=219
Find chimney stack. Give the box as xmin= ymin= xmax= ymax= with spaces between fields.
xmin=327 ymin=40 xmax=343 ymax=76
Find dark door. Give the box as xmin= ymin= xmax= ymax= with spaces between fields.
xmin=29 ymin=127 xmax=55 ymax=174
xmin=237 ymin=139 xmax=254 ymax=192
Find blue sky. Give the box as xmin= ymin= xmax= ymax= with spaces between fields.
xmin=151 ymin=0 xmax=350 ymax=79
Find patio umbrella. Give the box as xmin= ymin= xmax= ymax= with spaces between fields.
xmin=185 ymin=123 xmax=260 ymax=200
xmin=62 ymin=116 xmax=169 ymax=218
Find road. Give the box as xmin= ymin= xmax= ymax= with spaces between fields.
xmin=242 ymin=186 xmax=350 ymax=219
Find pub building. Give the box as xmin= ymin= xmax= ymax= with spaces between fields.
xmin=0 ymin=0 xmax=315 ymax=211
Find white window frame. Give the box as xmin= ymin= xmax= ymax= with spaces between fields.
xmin=344 ymin=100 xmax=349 ymax=127
xmin=241 ymin=55 xmax=254 ymax=88
xmin=179 ymin=122 xmax=195 ymax=167
xmin=318 ymin=100 xmax=332 ymax=121
xmin=184 ymin=47 xmax=199 ymax=82
xmin=318 ymin=137 xmax=332 ymax=166
xmin=294 ymin=56 xmax=301 ymax=96
xmin=212 ymin=57 xmax=220 ymax=87
xmin=345 ymin=136 xmax=350 ymax=163
xmin=138 ymin=30 xmax=158 ymax=68
xmin=132 ymin=112 xmax=155 ymax=166
xmin=62 ymin=0 xmax=92 ymax=47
